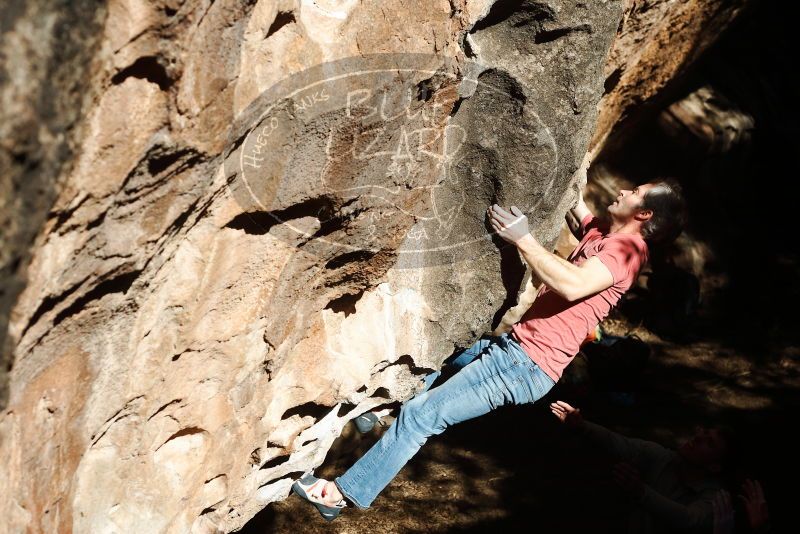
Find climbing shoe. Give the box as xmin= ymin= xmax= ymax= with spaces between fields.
xmin=291 ymin=473 xmax=346 ymax=522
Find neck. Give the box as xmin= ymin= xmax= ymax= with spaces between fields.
xmin=609 ymin=218 xmax=644 ymax=236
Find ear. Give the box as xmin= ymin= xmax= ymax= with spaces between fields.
xmin=635 ymin=208 xmax=653 ymax=222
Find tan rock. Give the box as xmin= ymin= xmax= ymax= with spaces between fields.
xmin=0 ymin=1 xmax=655 ymax=532
xmin=590 ymin=0 xmax=751 ymax=155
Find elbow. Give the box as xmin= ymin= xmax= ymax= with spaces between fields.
xmin=559 ymin=274 xmax=607 ymax=302
xmin=546 ymin=270 xmax=598 ymax=302
xmin=561 ymin=290 xmax=580 ymax=302
xmin=558 ymin=284 xmax=585 ymax=302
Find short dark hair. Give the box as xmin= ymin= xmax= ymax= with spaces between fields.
xmin=640 ymin=180 xmax=687 ymax=244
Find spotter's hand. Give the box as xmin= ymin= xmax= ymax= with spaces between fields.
xmin=487 ymin=204 xmax=530 ymax=244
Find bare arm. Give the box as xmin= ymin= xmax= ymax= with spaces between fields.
xmin=551 ymin=402 xmax=669 ymax=464
xmin=580 ymin=420 xmax=672 ymax=465
xmin=567 ymin=191 xmax=593 ymax=239
xmin=565 ymin=209 xmax=583 ymax=239
xmin=551 ymin=401 xmax=711 ymax=530
xmin=567 ymin=157 xmax=594 ymax=238
xmin=487 ymin=205 xmax=613 ymax=301
xmin=515 ymin=233 xmax=613 ymax=301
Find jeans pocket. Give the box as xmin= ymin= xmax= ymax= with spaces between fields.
xmin=519 ymin=361 xmax=550 ymax=403
xmin=535 ymin=367 xmax=556 ymax=400
xmin=510 ymin=375 xmax=532 ymax=406
xmin=492 ymin=390 xmax=505 ymax=408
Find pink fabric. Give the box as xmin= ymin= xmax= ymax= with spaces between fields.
xmin=511 ymin=215 xmax=648 ymax=381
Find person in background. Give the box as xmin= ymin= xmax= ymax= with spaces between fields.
xmin=551 ymin=400 xmax=732 ymax=533
xmin=713 ymin=479 xmax=771 ymax=534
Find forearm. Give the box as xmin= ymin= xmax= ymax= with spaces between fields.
xmin=516 ymin=233 xmax=586 ymax=301
xmin=578 ymin=420 xmax=639 ymax=460
xmin=570 ymin=195 xmax=592 ymax=225
xmin=579 ymin=421 xmax=671 ymax=465
xmin=565 ymin=210 xmax=582 ymax=238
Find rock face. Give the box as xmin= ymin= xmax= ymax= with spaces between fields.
xmin=1 ymin=1 xmax=629 ymax=532
xmin=589 ymin=0 xmax=750 ymax=156
xmin=0 ymin=0 xmax=107 ymax=408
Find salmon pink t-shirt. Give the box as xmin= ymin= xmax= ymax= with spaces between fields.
xmin=510 ymin=215 xmax=648 ymax=382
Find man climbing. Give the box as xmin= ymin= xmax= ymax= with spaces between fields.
xmin=292 ymin=179 xmax=687 ymax=520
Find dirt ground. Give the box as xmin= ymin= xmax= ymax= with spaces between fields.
xmin=239 ymin=286 xmax=800 ymax=534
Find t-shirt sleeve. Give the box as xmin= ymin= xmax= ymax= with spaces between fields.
xmin=594 ymin=236 xmax=647 ymax=286
xmin=578 ymin=214 xmax=598 ymax=239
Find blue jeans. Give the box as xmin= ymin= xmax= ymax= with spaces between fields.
xmin=334 ymin=332 xmax=556 ymax=509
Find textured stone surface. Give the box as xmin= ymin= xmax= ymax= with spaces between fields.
xmin=1 ymin=1 xmax=626 ymax=532
xmin=589 ymin=0 xmax=751 ymax=156
xmin=0 ymin=0 xmax=107 ymax=407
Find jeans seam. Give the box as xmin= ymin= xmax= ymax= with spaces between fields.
xmin=336 ymin=348 xmax=548 ymax=509
xmin=533 ymin=368 xmax=555 ymax=398
xmin=341 ymin=353 xmax=516 ymax=489
xmin=346 ymin=432 xmax=399 ymax=486
xmin=334 ymin=478 xmax=368 ymax=509
xmin=418 ymin=353 xmax=519 ymax=419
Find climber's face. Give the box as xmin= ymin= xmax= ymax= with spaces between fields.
xmin=607 ymin=183 xmax=656 ymax=224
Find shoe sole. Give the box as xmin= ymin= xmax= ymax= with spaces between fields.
xmin=292 ymin=475 xmax=344 ymax=522
xmin=354 ymin=412 xmax=379 ymax=433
